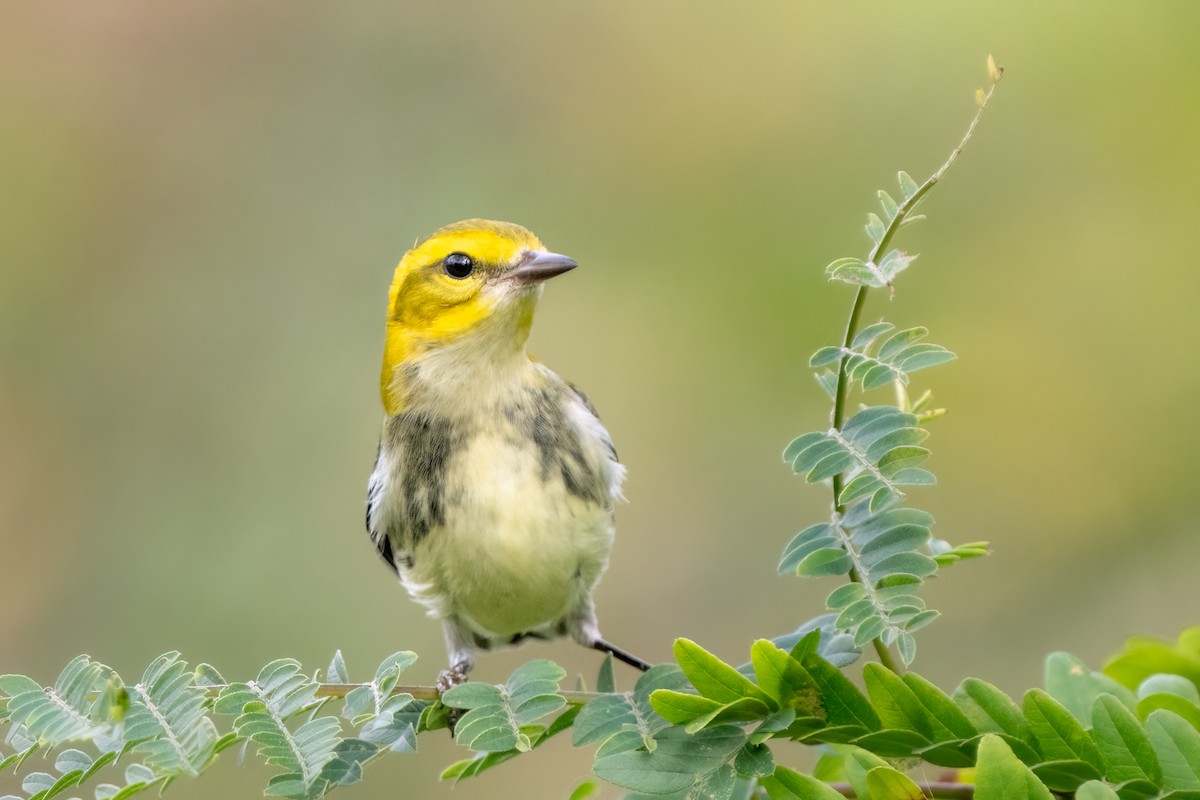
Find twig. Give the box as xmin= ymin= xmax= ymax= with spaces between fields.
xmin=204 ymin=683 xmax=604 ymax=706
xmin=829 ymin=64 xmax=1004 ymax=675
xmin=827 ymin=781 xmax=974 ymax=799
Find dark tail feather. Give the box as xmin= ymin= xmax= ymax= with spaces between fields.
xmin=592 ymin=638 xmax=653 ymax=672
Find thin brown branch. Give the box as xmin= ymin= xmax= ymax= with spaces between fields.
xmin=202 ymin=682 xmax=604 ymax=706
xmin=828 ymin=781 xmax=974 ymax=799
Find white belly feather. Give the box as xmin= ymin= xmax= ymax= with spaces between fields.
xmin=371 ymin=376 xmax=623 ymax=643
xmin=403 ymin=429 xmax=614 ymax=637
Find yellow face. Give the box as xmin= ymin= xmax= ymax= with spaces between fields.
xmin=380 ymin=219 xmax=573 ymax=413
xmin=386 ymin=219 xmax=545 ymax=334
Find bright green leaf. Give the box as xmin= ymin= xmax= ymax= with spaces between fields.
xmin=1144 ymin=709 xmax=1200 ymax=790
xmin=800 ymin=654 xmax=879 ymax=731
xmin=863 ymin=663 xmax=933 ymax=738
xmin=1022 ymin=689 xmax=1103 ymax=770
xmin=954 ymin=679 xmax=1036 ymax=749
xmin=1045 ymin=652 xmax=1137 ymax=725
xmin=1075 ymin=781 xmax=1121 ymax=800
xmin=974 ymin=734 xmax=1054 ymax=800
xmin=901 ymin=672 xmax=976 ymax=740
xmin=674 ymin=640 xmax=776 ymax=708
xmin=1029 ymin=759 xmax=1102 ymax=792
xmin=1090 ymin=694 xmax=1163 ymax=785
xmin=1137 ymin=674 xmax=1199 ymax=704
xmin=750 ymin=641 xmax=819 ymax=714
xmin=761 ymin=766 xmax=844 ymax=800
xmin=865 ymin=766 xmax=923 ymax=799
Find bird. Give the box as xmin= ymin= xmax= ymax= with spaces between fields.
xmin=365 ymin=218 xmax=652 ymax=691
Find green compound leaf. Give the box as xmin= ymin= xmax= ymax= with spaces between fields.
xmin=1090 ymin=693 xmax=1163 ymax=785
xmin=780 ymin=501 xmax=946 ymax=665
xmin=123 ymin=653 xmax=219 ymax=778
xmin=2 ymin=657 xmax=114 ymax=747
xmin=785 ymin=407 xmax=934 ymax=509
xmin=443 ymin=659 xmax=567 ymax=753
xmin=974 ymin=734 xmax=1054 ymax=800
xmin=338 ymin=651 xmax=422 ymax=759
xmin=592 ymin=724 xmax=745 ymax=796
xmin=573 ymin=665 xmax=686 ymax=749
xmin=1144 ymin=709 xmax=1200 ymax=790
xmin=215 ymin=659 xmax=341 ymax=798
xmin=1022 ymin=688 xmax=1103 ymax=770
xmin=441 ymin=706 xmax=580 ymax=784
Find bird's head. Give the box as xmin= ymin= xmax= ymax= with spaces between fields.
xmin=380 ymin=219 xmax=577 ymax=412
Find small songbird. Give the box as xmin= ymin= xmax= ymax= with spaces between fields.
xmin=366 ymin=219 xmax=651 ymax=690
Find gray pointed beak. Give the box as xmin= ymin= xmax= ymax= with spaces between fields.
xmin=509 ymin=250 xmax=578 ymax=283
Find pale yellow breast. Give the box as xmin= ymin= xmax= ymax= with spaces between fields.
xmin=404 ymin=428 xmax=615 ymax=639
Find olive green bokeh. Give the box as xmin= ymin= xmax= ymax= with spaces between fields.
xmin=3 ymin=2 xmax=1199 ymax=797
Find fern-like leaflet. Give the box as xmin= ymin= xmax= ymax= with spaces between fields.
xmin=0 ymin=657 xmax=112 ymax=748
xmin=782 ymin=143 xmax=992 ymax=666
xmin=123 ymin=653 xmax=219 ymax=777
xmin=441 ymin=659 xmax=567 ymax=753
xmin=215 ymin=659 xmax=341 ymax=799
xmin=811 ymin=322 xmax=955 ymax=394
xmin=784 ymin=405 xmax=934 ymax=512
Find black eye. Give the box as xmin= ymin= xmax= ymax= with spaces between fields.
xmin=443 ymin=252 xmax=475 ymax=279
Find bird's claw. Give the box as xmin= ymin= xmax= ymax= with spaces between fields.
xmin=436 ymin=664 xmax=470 ymax=734
xmin=436 ymin=664 xmax=469 ymax=695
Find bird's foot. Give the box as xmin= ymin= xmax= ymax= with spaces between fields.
xmin=436 ymin=663 xmax=470 ymax=734
xmin=436 ymin=663 xmax=470 ymax=695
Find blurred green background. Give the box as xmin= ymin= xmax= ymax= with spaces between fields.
xmin=3 ymin=1 xmax=1199 ymax=797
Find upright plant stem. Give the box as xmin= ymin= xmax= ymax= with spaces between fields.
xmin=827 ymin=78 xmax=1002 ymax=676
